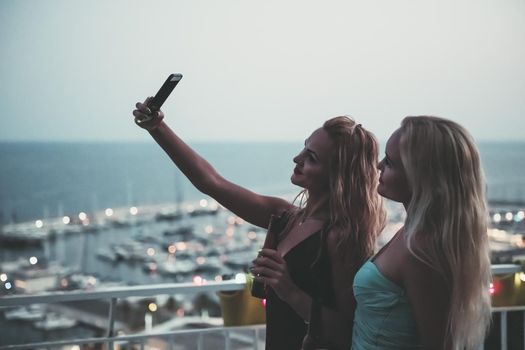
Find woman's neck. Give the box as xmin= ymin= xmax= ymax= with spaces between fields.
xmin=303 ymin=192 xmax=330 ymax=221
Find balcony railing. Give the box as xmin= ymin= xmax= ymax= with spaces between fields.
xmin=1 ymin=266 xmax=525 ymax=350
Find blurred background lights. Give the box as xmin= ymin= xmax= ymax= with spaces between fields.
xmin=129 ymin=206 xmax=138 ymax=215
xmin=105 ymin=208 xmax=114 ymax=217
xmin=148 ymin=302 xmax=157 ymax=312
xmin=62 ymin=216 xmax=70 ymax=224
xmin=193 ymin=275 xmax=203 ymax=285
xmin=35 ymin=220 xmax=43 ymax=228
xmin=29 ymin=256 xmax=38 ymax=265
xmin=235 ymin=273 xmax=247 ymax=283
xmin=78 ymin=212 xmax=87 ymax=221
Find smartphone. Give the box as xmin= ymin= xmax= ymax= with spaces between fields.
xmin=148 ymin=73 xmax=183 ymax=112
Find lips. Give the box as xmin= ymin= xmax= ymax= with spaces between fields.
xmin=294 ymin=167 xmax=303 ymax=175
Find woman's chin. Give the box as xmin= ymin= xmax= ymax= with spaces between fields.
xmin=290 ymin=175 xmax=301 ymax=187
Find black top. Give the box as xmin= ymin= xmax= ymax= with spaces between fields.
xmin=264 ymin=213 xmax=336 ymax=350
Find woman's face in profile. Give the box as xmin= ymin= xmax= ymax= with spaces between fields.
xmin=378 ymin=129 xmax=411 ymax=204
xmin=291 ymin=127 xmax=334 ymax=194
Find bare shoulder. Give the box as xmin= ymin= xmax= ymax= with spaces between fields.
xmin=399 ymin=236 xmax=445 ymax=282
xmin=399 ymin=235 xmax=449 ymax=305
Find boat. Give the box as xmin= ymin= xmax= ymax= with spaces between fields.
xmin=34 ymin=313 xmax=77 ymax=330
xmin=157 ymin=260 xmax=195 ymax=276
xmin=163 ymin=225 xmax=194 ymax=237
xmin=4 ymin=305 xmax=45 ymax=321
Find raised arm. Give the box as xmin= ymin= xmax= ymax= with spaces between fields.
xmin=133 ymin=99 xmax=292 ymax=228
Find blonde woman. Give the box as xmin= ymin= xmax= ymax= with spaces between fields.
xmin=133 ymin=98 xmax=385 ymax=349
xmin=352 ymin=116 xmax=491 ymax=349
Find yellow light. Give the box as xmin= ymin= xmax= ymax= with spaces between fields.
xmin=514 ymin=273 xmax=522 ymax=288
xmin=520 ymin=273 xmax=525 ymax=282
xmin=62 ymin=216 xmax=70 ymax=224
xmin=148 ymin=303 xmax=157 ymax=312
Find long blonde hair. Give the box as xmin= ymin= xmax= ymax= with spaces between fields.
xmin=296 ymin=116 xmax=386 ymax=265
xmin=399 ymin=116 xmax=491 ymax=349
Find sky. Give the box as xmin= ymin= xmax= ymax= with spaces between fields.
xmin=1 ymin=0 xmax=524 ymax=143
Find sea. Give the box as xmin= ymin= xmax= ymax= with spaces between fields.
xmin=1 ymin=141 xmax=524 ymax=224
xmin=0 ymin=141 xmax=524 ymax=346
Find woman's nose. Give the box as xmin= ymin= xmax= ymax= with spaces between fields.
xmin=293 ymin=151 xmax=303 ymax=164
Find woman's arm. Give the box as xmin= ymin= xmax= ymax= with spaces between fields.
xmin=133 ymin=101 xmax=292 ymax=228
xmin=402 ymin=249 xmax=451 ymax=350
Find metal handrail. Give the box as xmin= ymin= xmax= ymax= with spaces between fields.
xmin=0 ymin=279 xmax=251 ymax=350
xmin=2 ymin=266 xmax=525 ymax=350
xmin=0 ymin=280 xmax=246 ymax=307
xmin=1 ymin=324 xmax=267 ymax=350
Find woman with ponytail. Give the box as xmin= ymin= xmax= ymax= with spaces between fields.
xmin=133 ymin=96 xmax=385 ymax=349
xmin=352 ymin=116 xmax=491 ymax=349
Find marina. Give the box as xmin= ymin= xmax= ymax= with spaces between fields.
xmin=1 ymin=141 xmax=524 ymax=348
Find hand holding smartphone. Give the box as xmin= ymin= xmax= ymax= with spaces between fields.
xmin=148 ymin=73 xmax=183 ymax=112
xmin=138 ymin=73 xmax=183 ymax=123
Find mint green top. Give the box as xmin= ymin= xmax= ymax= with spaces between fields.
xmin=352 ymin=260 xmax=422 ymax=349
